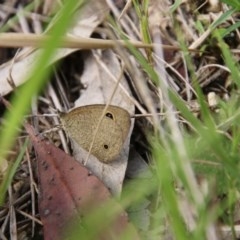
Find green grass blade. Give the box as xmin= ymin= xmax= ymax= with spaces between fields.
xmin=0 ymin=138 xmax=29 ymax=204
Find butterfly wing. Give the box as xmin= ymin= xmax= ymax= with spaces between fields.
xmin=60 ymin=105 xmax=131 ymax=163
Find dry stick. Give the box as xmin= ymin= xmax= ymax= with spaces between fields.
xmin=118 ymin=0 xmax=132 ymax=20
xmin=25 ymin=147 xmax=36 ymax=237
xmin=15 ymin=209 xmax=42 ymax=225
xmin=0 ymin=33 xmax=200 ymax=52
xmin=8 ymin=186 xmax=17 ymax=240
xmin=133 ymin=112 xmax=179 ymax=118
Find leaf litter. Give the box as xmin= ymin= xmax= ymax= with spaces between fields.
xmin=0 ymin=0 xmax=240 ymax=239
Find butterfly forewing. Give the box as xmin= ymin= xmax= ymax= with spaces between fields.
xmin=60 ymin=105 xmax=131 ymax=163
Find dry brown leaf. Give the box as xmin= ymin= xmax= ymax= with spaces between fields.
xmin=25 ymin=123 xmax=139 ymax=240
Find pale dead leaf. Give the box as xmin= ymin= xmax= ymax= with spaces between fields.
xmin=0 ymin=0 xmax=109 ymax=96
xmin=71 ymin=50 xmax=135 ymax=196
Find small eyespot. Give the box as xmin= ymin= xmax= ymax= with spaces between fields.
xmin=105 ymin=112 xmax=114 ymax=120
xmin=103 ymin=144 xmax=109 ymax=150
